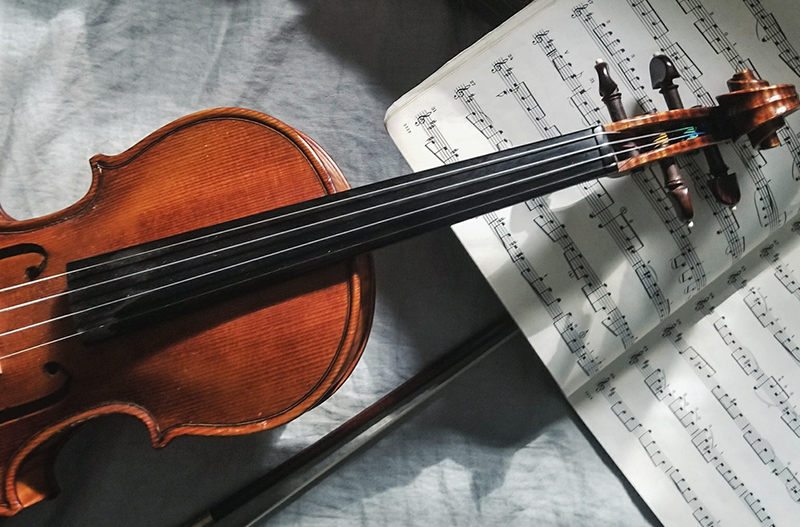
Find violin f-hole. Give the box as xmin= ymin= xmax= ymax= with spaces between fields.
xmin=0 ymin=243 xmax=48 ymax=281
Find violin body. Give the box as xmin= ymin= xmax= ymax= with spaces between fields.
xmin=0 ymin=108 xmax=374 ymax=515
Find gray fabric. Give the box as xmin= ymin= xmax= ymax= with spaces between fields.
xmin=1 ymin=1 xmax=658 ymax=526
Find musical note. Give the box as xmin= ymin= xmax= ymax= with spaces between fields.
xmin=624 ymin=0 xmax=785 ymax=232
xmin=742 ymin=0 xmax=800 ymax=78
xmin=414 ymin=109 xmax=460 ymax=164
xmin=688 ymin=159 xmax=747 ymax=260
xmin=622 ymin=340 xmax=789 ymax=518
xmin=573 ymin=6 xmax=722 ymax=277
xmin=526 ymin=198 xmax=636 ymax=346
xmin=759 ymin=241 xmax=800 ymax=299
xmin=777 ymin=126 xmax=800 ymax=182
xmin=633 ymin=166 xmax=708 ymax=290
xmin=691 ymin=427 xmax=717 ymax=462
xmin=755 ymin=376 xmax=790 ymax=406
xmin=710 ymin=271 xmax=800 ymax=451
xmin=671 ymin=0 xmax=792 ymax=231
xmin=533 ymin=34 xmax=672 ymax=319
xmin=599 ymin=205 xmax=641 ymax=251
xmin=659 ymin=323 xmax=800 ymax=506
xmin=626 ymin=0 xmax=714 ymax=106
xmin=384 ymin=0 xmax=800 ymax=523
xmin=416 ymin=108 xmax=602 ymax=376
xmin=713 ymin=316 xmax=763 ymax=377
xmin=484 ymin=211 xmax=602 ymax=375
xmin=599 ymin=381 xmax=720 ymax=525
xmin=645 ymin=368 xmax=668 ymax=399
xmin=743 ymin=288 xmax=800 ymax=362
xmin=533 ymin=31 xmax=607 ymax=126
xmin=572 ymin=5 xmax=653 ymax=115
xmin=676 ymin=0 xmax=757 ymax=73
xmin=454 ymin=82 xmax=512 ymax=151
xmin=490 ymin=57 xmax=561 ymax=138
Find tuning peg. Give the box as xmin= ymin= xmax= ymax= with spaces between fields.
xmin=595 ymin=60 xmax=626 ymax=122
xmin=595 ymin=58 xmax=693 ymax=220
xmin=644 ymin=55 xmax=693 ymax=221
xmin=704 ymin=146 xmax=741 ymax=205
xmin=650 ymin=54 xmax=741 ymax=206
xmin=595 ymin=59 xmax=639 ymax=165
xmin=650 ymin=53 xmax=683 ymax=110
xmin=650 ymin=54 xmax=693 ymax=219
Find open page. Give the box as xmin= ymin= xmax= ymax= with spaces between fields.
xmin=573 ymin=225 xmax=800 ymax=526
xmin=385 ymin=0 xmax=800 ymax=524
xmin=385 ymin=0 xmax=800 ymax=394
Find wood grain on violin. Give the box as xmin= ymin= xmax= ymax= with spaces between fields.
xmin=0 ymin=109 xmax=374 ymax=515
xmin=0 ymin=73 xmax=797 ymax=516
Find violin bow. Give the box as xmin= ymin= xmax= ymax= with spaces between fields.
xmin=178 ymin=316 xmax=519 ymax=527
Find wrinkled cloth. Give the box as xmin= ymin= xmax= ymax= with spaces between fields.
xmin=0 ymin=1 xmax=657 ymax=526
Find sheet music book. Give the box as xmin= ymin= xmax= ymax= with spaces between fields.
xmin=384 ymin=0 xmax=800 ymax=525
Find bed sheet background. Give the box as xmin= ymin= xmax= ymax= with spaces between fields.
xmin=0 ymin=1 xmax=658 ymax=526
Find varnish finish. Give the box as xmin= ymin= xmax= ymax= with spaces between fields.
xmin=0 ymin=109 xmax=374 ymax=515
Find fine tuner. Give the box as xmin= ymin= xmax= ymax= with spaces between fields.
xmin=0 ymin=59 xmax=797 ymax=517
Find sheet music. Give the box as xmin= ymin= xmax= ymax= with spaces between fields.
xmin=384 ymin=0 xmax=800 ymax=525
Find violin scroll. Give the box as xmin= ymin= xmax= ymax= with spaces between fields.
xmin=717 ymin=70 xmax=796 ymax=150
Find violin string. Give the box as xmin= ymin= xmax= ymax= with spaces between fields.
xmin=0 ymin=130 xmax=703 ymax=349
xmin=0 ymin=126 xmax=690 ymax=301
xmin=0 ymin=332 xmax=80 ymax=360
xmin=0 ymin=130 xmax=603 ymax=297
xmin=0 ymin=145 xmax=628 ymax=361
xmin=0 ymin=140 xmax=631 ymax=338
xmin=0 ymin=134 xmax=622 ymax=314
xmin=0 ymin=131 xmax=707 ymax=361
xmin=0 ymin=126 xmax=698 ymax=318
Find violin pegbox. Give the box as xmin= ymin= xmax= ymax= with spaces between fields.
xmin=650 ymin=53 xmax=741 ymax=208
xmin=595 ymin=57 xmax=694 ymax=222
xmin=596 ymin=56 xmax=800 ymax=224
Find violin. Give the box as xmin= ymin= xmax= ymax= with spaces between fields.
xmin=0 ymin=62 xmax=796 ymax=516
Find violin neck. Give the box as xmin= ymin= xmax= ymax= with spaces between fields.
xmin=67 ymin=127 xmax=616 ymax=342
